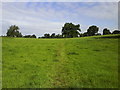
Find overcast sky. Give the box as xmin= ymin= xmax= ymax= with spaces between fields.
xmin=2 ymin=2 xmax=118 ymax=37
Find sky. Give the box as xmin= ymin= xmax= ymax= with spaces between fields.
xmin=1 ymin=1 xmax=118 ymax=37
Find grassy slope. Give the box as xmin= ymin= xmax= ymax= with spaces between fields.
xmin=2 ymin=35 xmax=118 ymax=88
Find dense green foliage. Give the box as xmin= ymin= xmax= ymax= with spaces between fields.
xmin=24 ymin=34 xmax=36 ymax=38
xmin=5 ymin=24 xmax=120 ymax=38
xmin=112 ymin=30 xmax=120 ymax=34
xmin=62 ymin=23 xmax=81 ymax=38
xmin=43 ymin=33 xmax=50 ymax=38
xmin=41 ymin=33 xmax=63 ymax=38
xmin=87 ymin=25 xmax=99 ymax=36
xmin=103 ymin=28 xmax=111 ymax=35
xmin=51 ymin=33 xmax=56 ymax=38
xmin=6 ymin=25 xmax=22 ymax=37
xmin=2 ymin=35 xmax=118 ymax=88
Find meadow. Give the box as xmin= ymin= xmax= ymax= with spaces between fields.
xmin=2 ymin=35 xmax=119 ymax=88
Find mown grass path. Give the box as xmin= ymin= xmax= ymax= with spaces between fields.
xmin=51 ymin=39 xmax=69 ymax=87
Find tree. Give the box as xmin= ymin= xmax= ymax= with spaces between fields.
xmin=24 ymin=35 xmax=31 ymax=38
xmin=87 ymin=25 xmax=99 ymax=36
xmin=62 ymin=23 xmax=81 ymax=38
xmin=6 ymin=25 xmax=22 ymax=37
xmin=83 ymin=32 xmax=88 ymax=37
xmin=24 ymin=34 xmax=36 ymax=38
xmin=55 ymin=34 xmax=63 ymax=38
xmin=15 ymin=31 xmax=22 ymax=37
xmin=103 ymin=28 xmax=111 ymax=35
xmin=44 ymin=33 xmax=50 ymax=38
xmin=51 ymin=33 xmax=55 ymax=38
xmin=112 ymin=30 xmax=120 ymax=34
xmin=31 ymin=34 xmax=36 ymax=38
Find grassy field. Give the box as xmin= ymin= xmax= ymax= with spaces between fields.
xmin=2 ymin=35 xmax=119 ymax=88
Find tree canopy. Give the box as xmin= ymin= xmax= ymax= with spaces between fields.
xmin=43 ymin=33 xmax=50 ymax=38
xmin=5 ymin=24 xmax=120 ymax=39
xmin=103 ymin=28 xmax=111 ymax=35
xmin=6 ymin=25 xmax=22 ymax=37
xmin=24 ymin=34 xmax=36 ymax=38
xmin=62 ymin=23 xmax=81 ymax=38
xmin=87 ymin=25 xmax=99 ymax=36
xmin=112 ymin=30 xmax=120 ymax=34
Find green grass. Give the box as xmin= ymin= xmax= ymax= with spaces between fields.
xmin=2 ymin=35 xmax=119 ymax=88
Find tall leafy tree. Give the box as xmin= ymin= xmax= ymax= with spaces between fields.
xmin=87 ymin=25 xmax=99 ymax=36
xmin=6 ymin=25 xmax=22 ymax=37
xmin=62 ymin=23 xmax=81 ymax=38
xmin=103 ymin=28 xmax=111 ymax=35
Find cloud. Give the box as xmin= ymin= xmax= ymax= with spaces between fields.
xmin=73 ymin=2 xmax=118 ymax=20
xmin=2 ymin=2 xmax=118 ymax=37
xmin=2 ymin=2 xmax=65 ymax=37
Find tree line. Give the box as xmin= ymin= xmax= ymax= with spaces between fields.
xmin=5 ymin=23 xmax=120 ymax=38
